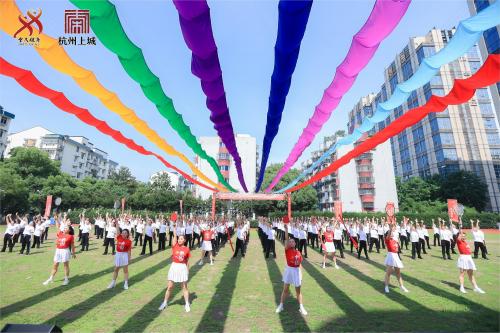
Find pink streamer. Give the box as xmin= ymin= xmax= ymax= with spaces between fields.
xmin=266 ymin=0 xmax=411 ymax=192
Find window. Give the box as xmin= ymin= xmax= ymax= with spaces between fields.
xmin=389 ymin=75 xmax=398 ymax=94
xmin=432 ymin=88 xmax=445 ymax=96
xmin=430 ymin=117 xmax=452 ymax=132
xmin=400 ymin=147 xmax=410 ymax=162
xmin=414 ymin=141 xmax=427 ymax=155
xmin=423 ymin=83 xmax=432 ymax=101
xmin=491 ymin=148 xmax=500 ymax=160
xmin=483 ymin=27 xmax=500 ymax=55
xmin=476 ymin=88 xmax=490 ymax=100
xmin=402 ymin=60 xmax=413 ymax=81
xmin=483 ymin=118 xmax=498 ymax=130
xmin=436 ymin=148 xmax=458 ymax=162
xmin=356 ymin=111 xmax=362 ymax=124
xmin=430 ymin=75 xmax=443 ymax=87
xmin=402 ymin=161 xmax=412 ymax=174
xmin=479 ymin=103 xmax=494 ymax=116
xmin=486 ymin=133 xmax=500 ymax=145
xmin=432 ymin=133 xmax=455 ymax=148
xmin=0 ymin=117 xmax=7 ymax=124
xmin=219 ymin=165 xmax=229 ymax=171
xmin=23 ymin=138 xmax=37 ymax=147
xmin=469 ymin=61 xmax=481 ymax=72
xmin=416 ymin=45 xmax=436 ymax=65
xmin=381 ymin=86 xmax=387 ymax=101
xmin=363 ymin=106 xmax=373 ymax=117
xmin=417 ymin=154 xmax=429 ymax=169
xmin=494 ymin=165 xmax=500 ymax=179
xmin=394 ymin=106 xmax=403 ymax=119
xmin=398 ymin=133 xmax=408 ymax=148
xmin=407 ymin=91 xmax=419 ymax=109
xmin=412 ymin=126 xmax=425 ymax=142
xmin=465 ymin=45 xmax=480 ymax=59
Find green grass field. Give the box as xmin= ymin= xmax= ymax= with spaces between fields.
xmin=1 ymin=228 xmax=499 ymax=332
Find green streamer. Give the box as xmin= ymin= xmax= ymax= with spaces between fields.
xmin=71 ymin=0 xmax=235 ymax=192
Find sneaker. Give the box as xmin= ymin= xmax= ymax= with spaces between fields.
xmin=185 ymin=303 xmax=191 ymax=312
xmin=43 ymin=278 xmax=53 ymax=286
xmin=198 ymin=260 xmax=203 ymax=266
xmin=107 ymin=281 xmax=116 ymax=289
xmin=210 ymin=261 xmax=214 ymax=266
xmin=335 ymin=264 xmax=340 ymax=270
xmin=474 ymin=287 xmax=485 ymax=294
xmin=384 ymin=285 xmax=390 ymax=293
xmin=62 ymin=278 xmax=69 ymax=286
xmin=123 ymin=282 xmax=128 ymax=290
xmin=322 ymin=263 xmax=326 ymax=269
xmin=275 ymin=303 xmax=284 ymax=313
xmin=158 ymin=301 xmax=167 ymax=311
xmin=460 ymin=286 xmax=467 ymax=294
xmin=299 ymin=305 xmax=308 ymax=316
xmin=401 ymin=286 xmax=409 ymax=293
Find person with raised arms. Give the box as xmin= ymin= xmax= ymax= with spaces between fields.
xmin=107 ymin=228 xmax=132 ymax=290
xmin=383 ymin=224 xmax=409 ymax=293
xmin=321 ymin=224 xmax=339 ymax=269
xmin=199 ymin=222 xmax=215 ymax=266
xmin=456 ymin=228 xmax=485 ymax=294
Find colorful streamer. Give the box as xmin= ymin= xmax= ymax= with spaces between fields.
xmin=0 ymin=0 xmax=226 ymax=192
xmin=173 ymin=0 xmax=248 ymax=192
xmin=265 ymin=0 xmax=412 ymax=192
xmin=286 ymin=54 xmax=500 ymax=193
xmin=277 ymin=0 xmax=500 ymax=192
xmin=255 ymin=0 xmax=313 ymax=192
xmin=0 ymin=57 xmax=218 ymax=192
xmin=70 ymin=0 xmax=236 ymax=192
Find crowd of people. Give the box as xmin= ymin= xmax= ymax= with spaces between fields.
xmin=0 ymin=211 xmax=491 ymax=315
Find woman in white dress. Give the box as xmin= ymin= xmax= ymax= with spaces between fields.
xmin=384 ymin=224 xmax=409 ymax=293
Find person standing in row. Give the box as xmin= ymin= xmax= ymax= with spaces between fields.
xmin=297 ymin=224 xmax=308 ymax=259
xmin=472 ymin=220 xmax=488 ymax=260
xmin=410 ymin=225 xmax=422 ymax=260
xmin=369 ymin=223 xmax=380 ymax=253
xmin=440 ymin=224 xmax=452 ymax=260
xmin=383 ymin=224 xmax=409 ymax=293
xmin=275 ymin=219 xmax=308 ymax=316
xmin=265 ymin=221 xmax=276 ymax=259
xmin=108 ymin=229 xmax=132 ymax=290
xmin=357 ymin=224 xmax=369 ymax=260
xmin=134 ymin=219 xmax=144 ymax=246
xmin=19 ymin=221 xmax=35 ymax=255
xmin=199 ymin=224 xmax=214 ymax=265
xmin=432 ymin=221 xmax=440 ymax=247
xmin=456 ymin=230 xmax=485 ymax=294
xmin=80 ymin=219 xmax=91 ymax=252
xmin=233 ymin=222 xmax=247 ymax=259
xmin=103 ymin=218 xmax=117 ymax=255
xmin=158 ymin=220 xmax=167 ymax=251
xmin=2 ymin=214 xmax=16 ymax=252
xmin=321 ymin=226 xmax=339 ymax=269
xmin=141 ymin=220 xmax=155 ymax=255
xmin=43 ymin=223 xmax=76 ymax=286
xmin=333 ymin=222 xmax=345 ymax=259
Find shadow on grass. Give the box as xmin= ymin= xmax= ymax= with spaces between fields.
xmin=0 ymin=253 xmax=155 ymax=316
xmin=265 ymin=257 xmax=311 ymax=333
xmin=193 ymin=258 xmax=242 ymax=332
xmin=113 ymin=262 xmax=204 ymax=333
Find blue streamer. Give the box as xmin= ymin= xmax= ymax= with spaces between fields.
xmin=255 ymin=0 xmax=313 ymax=192
xmin=277 ymin=0 xmax=500 ymax=193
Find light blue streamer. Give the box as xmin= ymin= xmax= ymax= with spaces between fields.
xmin=276 ymin=0 xmax=500 ymax=193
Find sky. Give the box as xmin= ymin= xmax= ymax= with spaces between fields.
xmin=0 ymin=0 xmax=470 ymax=185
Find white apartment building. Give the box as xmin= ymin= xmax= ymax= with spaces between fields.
xmin=195 ymin=134 xmax=257 ymax=199
xmin=0 ymin=107 xmax=15 ymax=158
xmin=6 ymin=126 xmax=118 ymax=180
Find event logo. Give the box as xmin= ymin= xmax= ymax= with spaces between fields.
xmin=14 ymin=9 xmax=43 ymax=46
xmin=64 ymin=9 xmax=89 ymax=34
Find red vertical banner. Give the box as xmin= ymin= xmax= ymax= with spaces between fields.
xmin=211 ymin=193 xmax=216 ymax=221
xmin=334 ymin=201 xmax=343 ymax=220
xmin=386 ymin=202 xmax=395 ymax=224
xmin=44 ymin=195 xmax=53 ymax=218
xmin=180 ymin=200 xmax=183 ymax=217
xmin=121 ymin=197 xmax=126 ymax=213
xmin=287 ymin=194 xmax=292 ymax=220
xmin=447 ymin=199 xmax=459 ymax=222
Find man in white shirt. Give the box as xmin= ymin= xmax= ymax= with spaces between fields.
xmin=472 ymin=221 xmax=488 ymax=259
xmin=2 ymin=214 xmax=16 ymax=252
xmin=232 ymin=222 xmax=247 ymax=258
xmin=158 ymin=220 xmax=168 ymax=251
xmin=357 ymin=223 xmax=369 ymax=260
xmin=440 ymin=224 xmax=452 ymax=260
xmin=20 ymin=221 xmax=35 ymax=255
xmin=265 ymin=221 xmax=276 ymax=259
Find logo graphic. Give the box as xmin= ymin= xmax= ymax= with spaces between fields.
xmin=14 ymin=9 xmax=43 ymax=38
xmin=64 ymin=9 xmax=89 ymax=34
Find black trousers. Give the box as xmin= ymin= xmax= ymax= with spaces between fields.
xmin=31 ymin=235 xmax=41 ymax=248
xmin=433 ymin=234 xmax=440 ymax=246
xmin=233 ymin=238 xmax=246 ymax=257
xmin=134 ymin=232 xmax=143 ymax=246
xmin=141 ymin=235 xmax=153 ymax=255
xmin=357 ymin=240 xmax=369 ymax=259
xmin=1 ymin=234 xmax=13 ymax=252
xmin=194 ymin=233 xmax=201 ymax=247
xmin=474 ymin=241 xmax=488 ymax=259
xmin=350 ymin=236 xmax=358 ymax=253
xmin=168 ymin=231 xmax=174 ymax=246
xmin=419 ymin=239 xmax=427 ymax=254
xmin=399 ymin=235 xmax=408 ymax=250
xmin=311 ymin=234 xmax=319 ymax=248
xmin=379 ymin=235 xmax=385 ymax=249
xmin=81 ymin=233 xmax=89 ymax=251
xmin=412 ymin=241 xmax=422 ymax=259
xmin=451 ymin=235 xmax=457 ymax=253
xmin=158 ymin=233 xmax=166 ymax=250
xmin=298 ymin=239 xmax=308 ymax=258
xmin=186 ymin=234 xmax=193 ymax=249
xmin=441 ymin=240 xmax=451 ymax=259
xmin=424 ymin=236 xmax=431 ymax=250
xmin=43 ymin=227 xmax=49 ymax=241
xmin=20 ymin=235 xmax=31 ymax=254
xmin=334 ymin=239 xmax=344 ymax=258
xmin=265 ymin=238 xmax=276 ymax=258
xmin=369 ymin=237 xmax=380 ymax=253
xmin=104 ymin=238 xmax=115 ymax=254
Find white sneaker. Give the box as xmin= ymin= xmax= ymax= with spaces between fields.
xmin=460 ymin=286 xmax=467 ymax=294
xmin=123 ymin=282 xmax=128 ymax=290
xmin=62 ymin=278 xmax=69 ymax=286
xmin=185 ymin=303 xmax=191 ymax=312
xmin=198 ymin=260 xmax=203 ymax=266
xmin=400 ymin=286 xmax=409 ymax=293
xmin=384 ymin=285 xmax=390 ymax=293
xmin=43 ymin=278 xmax=53 ymax=286
xmin=299 ymin=304 xmax=308 ymax=316
xmin=335 ymin=264 xmax=340 ymax=270
xmin=107 ymin=281 xmax=116 ymax=289
xmin=474 ymin=287 xmax=485 ymax=294
xmin=158 ymin=301 xmax=167 ymax=311
xmin=275 ymin=303 xmax=284 ymax=313
xmin=322 ymin=263 xmax=326 ymax=269
xmin=210 ymin=261 xmax=214 ymax=266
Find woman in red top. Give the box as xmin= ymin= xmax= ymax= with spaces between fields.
xmin=199 ymin=223 xmax=214 ymax=266
xmin=43 ymin=224 xmax=76 ymax=286
xmin=275 ymin=219 xmax=308 ymax=316
xmin=320 ymin=225 xmax=339 ymax=269
xmin=159 ymin=220 xmax=191 ymax=312
xmin=383 ymin=224 xmax=409 ymax=294
xmin=456 ymin=231 xmax=485 ymax=294
xmin=108 ymin=229 xmax=132 ymax=290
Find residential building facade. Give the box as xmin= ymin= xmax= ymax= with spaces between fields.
xmin=0 ymin=106 xmax=15 ymax=158
xmin=149 ymin=170 xmax=194 ymax=192
xmin=347 ymin=29 xmax=500 ymax=212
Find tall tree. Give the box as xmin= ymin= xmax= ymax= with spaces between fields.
xmin=150 ymin=172 xmax=174 ymax=192
xmin=436 ymin=170 xmax=488 ymax=211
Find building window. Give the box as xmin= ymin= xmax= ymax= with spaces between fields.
xmin=412 ymin=126 xmax=425 ymax=142
xmin=432 ymin=133 xmax=455 ymax=148
xmin=400 ymin=147 xmax=410 ymax=162
xmin=483 ymin=117 xmax=498 ymax=130
xmin=219 ymin=165 xmax=229 ymax=171
xmin=398 ymin=133 xmax=408 ymax=149
xmin=436 ymin=148 xmax=458 ymax=162
xmin=430 ymin=117 xmax=452 ymax=132
xmin=430 ymin=75 xmax=443 ymax=87
xmin=402 ymin=161 xmax=412 ymax=175
xmin=416 ymin=45 xmax=436 ymax=65
xmin=494 ymin=165 xmax=500 ymax=179
xmin=432 ymin=88 xmax=445 ymax=96
xmin=469 ymin=61 xmax=481 ymax=72
xmin=486 ymin=133 xmax=500 ymax=145
xmin=402 ymin=60 xmax=413 ymax=81
xmin=491 ymin=148 xmax=500 ymax=160
xmin=363 ymin=106 xmax=373 ymax=117
xmin=483 ymin=27 xmax=500 ymax=55
xmin=389 ymin=74 xmax=398 ymax=94
xmin=0 ymin=117 xmax=7 ymax=124
xmin=414 ymin=141 xmax=427 ymax=155
xmin=480 ymin=103 xmax=494 ymax=116
xmin=407 ymin=91 xmax=419 ymax=109
xmin=476 ymin=88 xmax=490 ymax=101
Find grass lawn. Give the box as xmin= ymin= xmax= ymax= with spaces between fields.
xmin=0 ymin=228 xmax=499 ymax=332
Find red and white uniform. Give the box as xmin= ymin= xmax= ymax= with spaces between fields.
xmin=456 ymin=238 xmax=476 ymax=270
xmin=323 ymin=231 xmax=335 ymax=253
xmin=54 ymin=232 xmax=73 ymax=263
xmin=201 ymin=229 xmax=213 ymax=252
xmin=282 ymin=248 xmax=303 ymax=287
xmin=168 ymin=244 xmax=191 ymax=282
xmin=384 ymin=238 xmax=403 ymax=268
xmin=115 ymin=235 xmax=132 ymax=267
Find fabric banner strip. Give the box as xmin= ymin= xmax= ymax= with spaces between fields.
xmin=0 ymin=57 xmax=217 ymax=192
xmin=0 ymin=0 xmax=224 ymax=192
xmin=70 ymin=0 xmax=235 ymax=192
xmin=173 ymin=0 xmax=248 ymax=192
xmin=255 ymin=0 xmax=313 ymax=192
xmin=215 ymin=193 xmax=287 ymax=201
xmin=266 ymin=0 xmax=412 ymax=192
xmin=277 ymin=0 xmax=500 ymax=193
xmin=286 ymin=54 xmax=500 ymax=193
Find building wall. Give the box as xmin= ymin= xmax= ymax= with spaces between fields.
xmin=337 ymin=144 xmax=363 ymax=212
xmin=0 ymin=109 xmax=15 ymax=158
xmin=373 ymin=139 xmax=399 ymax=211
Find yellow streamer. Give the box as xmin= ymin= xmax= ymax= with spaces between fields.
xmin=1 ymin=0 xmax=227 ymax=192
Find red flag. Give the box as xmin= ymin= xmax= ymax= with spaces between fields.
xmin=44 ymin=195 xmax=52 ymax=218
xmin=334 ymin=201 xmax=343 ymax=220
xmin=283 ymin=215 xmax=290 ymax=224
xmin=386 ymin=202 xmax=395 ymax=224
xmin=211 ymin=193 xmax=216 ymax=221
xmin=447 ymin=199 xmax=459 ymax=222
xmin=287 ymin=194 xmax=292 ymax=220
xmin=170 ymin=212 xmax=178 ymax=221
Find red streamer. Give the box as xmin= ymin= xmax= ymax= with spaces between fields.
xmin=0 ymin=57 xmax=216 ymax=192
xmin=287 ymin=54 xmax=500 ymax=192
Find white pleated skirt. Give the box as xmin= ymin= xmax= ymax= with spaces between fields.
xmin=201 ymin=240 xmax=212 ymax=251
xmin=168 ymin=262 xmax=189 ymax=282
xmin=324 ymin=242 xmax=335 ymax=253
xmin=283 ymin=265 xmax=302 ymax=287
xmin=54 ymin=248 xmax=70 ymax=263
xmin=457 ymin=254 xmax=476 ymax=270
xmin=384 ymin=252 xmax=404 ymax=268
xmin=115 ymin=252 xmax=129 ymax=267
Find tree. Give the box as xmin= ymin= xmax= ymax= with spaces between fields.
xmin=108 ymin=166 xmax=137 ymax=194
xmin=435 ymin=170 xmax=488 ymax=211
xmin=5 ymin=147 xmax=60 ymax=180
xmin=0 ymin=164 xmax=29 ymax=214
xmin=150 ymin=172 xmax=174 ymax=192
